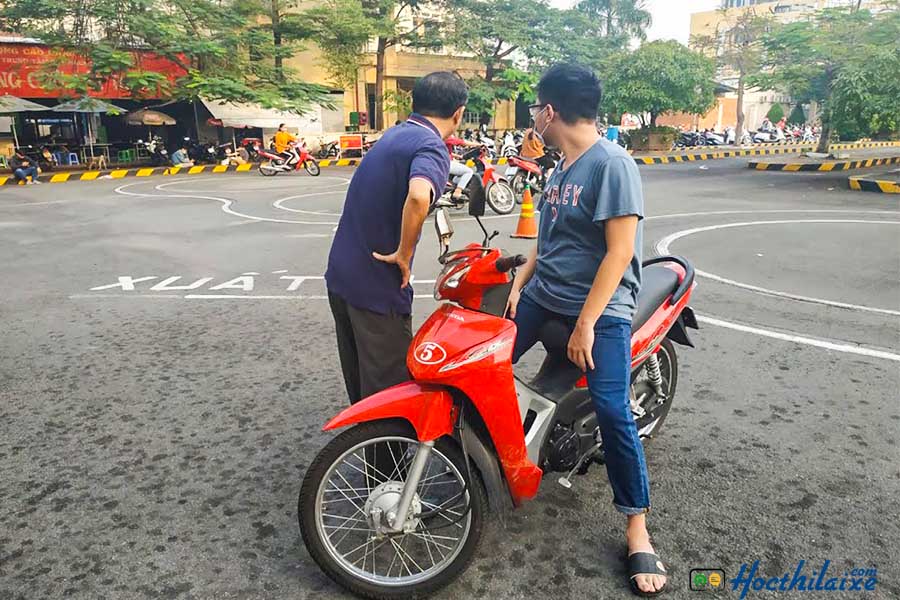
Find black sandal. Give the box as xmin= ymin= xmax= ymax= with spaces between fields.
xmin=628 ymin=551 xmax=669 ymax=597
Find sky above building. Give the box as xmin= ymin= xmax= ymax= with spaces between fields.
xmin=550 ymin=0 xmax=721 ymax=45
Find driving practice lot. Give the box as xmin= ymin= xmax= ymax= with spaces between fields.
xmin=1 ymin=159 xmax=898 ymax=599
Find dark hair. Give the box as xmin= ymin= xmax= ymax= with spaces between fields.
xmin=536 ymin=63 xmax=602 ymax=124
xmin=412 ymin=72 xmax=469 ymax=119
xmin=278 ymin=123 xmax=285 ymax=129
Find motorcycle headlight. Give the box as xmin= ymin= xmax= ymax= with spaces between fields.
xmin=433 ymin=259 xmax=470 ymax=300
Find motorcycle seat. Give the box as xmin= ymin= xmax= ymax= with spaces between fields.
xmin=632 ymin=265 xmax=680 ymax=332
xmin=514 ymin=155 xmax=540 ymax=165
xmin=528 ymin=264 xmax=681 ymax=399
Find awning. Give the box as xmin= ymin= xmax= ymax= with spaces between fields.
xmin=201 ymin=98 xmax=322 ymax=133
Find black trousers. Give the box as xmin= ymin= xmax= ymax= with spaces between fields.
xmin=328 ymin=291 xmax=413 ymax=405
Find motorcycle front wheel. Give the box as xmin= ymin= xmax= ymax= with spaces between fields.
xmin=485 ymin=181 xmax=516 ymax=215
xmin=304 ymin=160 xmax=321 ymax=176
xmin=258 ymin=162 xmax=278 ymax=176
xmin=298 ymin=420 xmax=487 ymax=600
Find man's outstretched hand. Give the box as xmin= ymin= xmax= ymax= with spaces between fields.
xmin=373 ymin=251 xmax=411 ymax=288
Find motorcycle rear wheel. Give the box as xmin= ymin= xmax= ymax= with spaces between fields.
xmin=259 ymin=163 xmax=278 ymax=176
xmin=299 ymin=420 xmax=487 ymax=600
xmin=632 ymin=338 xmax=678 ymax=438
xmin=485 ymin=181 xmax=516 ymax=215
xmin=304 ymin=160 xmax=321 ymax=176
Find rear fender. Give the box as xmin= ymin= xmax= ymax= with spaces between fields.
xmin=665 ymin=306 xmax=698 ymax=348
xmin=324 ymin=382 xmax=454 ymax=442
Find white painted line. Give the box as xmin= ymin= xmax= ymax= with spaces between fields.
xmin=113 ymin=180 xmax=339 ymax=226
xmin=646 ymin=209 xmax=899 ymax=221
xmin=0 ymin=199 xmax=70 ymax=208
xmin=656 ymin=219 xmax=900 ymax=317
xmin=698 ymin=315 xmax=900 ymax=362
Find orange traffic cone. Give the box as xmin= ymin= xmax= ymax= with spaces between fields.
xmin=511 ymin=184 xmax=538 ymax=239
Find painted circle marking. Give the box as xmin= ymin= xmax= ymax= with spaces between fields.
xmin=655 ymin=219 xmax=900 ymax=317
xmin=414 ymin=342 xmax=447 ymax=365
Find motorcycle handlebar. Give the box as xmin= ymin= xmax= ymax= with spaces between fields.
xmin=495 ymin=254 xmax=527 ymax=273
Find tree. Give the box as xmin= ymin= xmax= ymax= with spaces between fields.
xmin=360 ymin=0 xmax=441 ymax=130
xmin=603 ymin=40 xmax=716 ymax=128
xmin=437 ymin=0 xmax=547 ymax=122
xmin=0 ymin=0 xmax=330 ymax=112
xmin=307 ymin=0 xmax=375 ymax=91
xmin=766 ymin=103 xmax=784 ymax=123
xmin=576 ymin=0 xmax=652 ymax=45
xmin=691 ymin=7 xmax=771 ymax=146
xmin=752 ymin=4 xmax=900 ymax=152
xmin=788 ymin=104 xmax=806 ymax=125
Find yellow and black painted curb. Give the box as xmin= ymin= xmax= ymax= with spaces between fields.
xmin=633 ymin=146 xmax=815 ymax=165
xmin=848 ymin=175 xmax=900 ymax=194
xmin=0 ymin=159 xmax=363 ymax=186
xmin=749 ymin=156 xmax=900 ymax=172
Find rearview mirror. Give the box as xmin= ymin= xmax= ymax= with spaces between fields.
xmin=467 ymin=177 xmax=486 ymax=217
xmin=434 ymin=207 xmax=453 ymax=256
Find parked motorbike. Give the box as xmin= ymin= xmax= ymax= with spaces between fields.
xmin=239 ymin=138 xmax=262 ymax=162
xmin=499 ymin=131 xmax=522 ymax=159
xmin=751 ymin=128 xmax=786 ymax=144
xmin=505 ymin=149 xmax=560 ymax=201
xmin=256 ymin=142 xmax=320 ymax=176
xmin=702 ymin=130 xmax=724 ymax=146
xmin=297 ymin=178 xmax=698 ymax=599
xmin=182 ymin=137 xmax=218 ymax=164
xmin=316 ymin=140 xmax=340 ymax=159
xmin=139 ymin=136 xmax=169 ymax=166
xmin=673 ymin=131 xmax=704 ymax=148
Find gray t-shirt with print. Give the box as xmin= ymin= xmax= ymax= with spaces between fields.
xmin=523 ymin=138 xmax=644 ymax=320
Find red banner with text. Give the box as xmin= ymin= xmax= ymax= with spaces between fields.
xmin=0 ymin=43 xmax=187 ymax=99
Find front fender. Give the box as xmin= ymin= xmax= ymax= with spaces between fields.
xmin=324 ymin=382 xmax=454 ymax=442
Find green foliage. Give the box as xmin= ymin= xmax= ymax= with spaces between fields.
xmin=381 ymin=88 xmax=412 ymax=118
xmin=0 ymin=0 xmax=329 ymax=112
xmin=575 ymin=0 xmax=651 ymax=44
xmin=603 ymin=40 xmax=716 ymax=127
xmin=766 ymin=103 xmax=785 ymax=123
xmin=306 ymin=0 xmax=375 ymax=90
xmin=751 ymin=4 xmax=900 ymax=145
xmin=788 ymin=104 xmax=806 ymax=125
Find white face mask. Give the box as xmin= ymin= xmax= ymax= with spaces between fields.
xmin=532 ymin=106 xmax=551 ymax=145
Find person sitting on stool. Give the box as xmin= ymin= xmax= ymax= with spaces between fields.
xmin=10 ymin=150 xmax=41 ymax=185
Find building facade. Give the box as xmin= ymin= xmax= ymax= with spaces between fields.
xmin=285 ymin=4 xmax=517 ymax=134
xmin=679 ymin=0 xmax=883 ymax=132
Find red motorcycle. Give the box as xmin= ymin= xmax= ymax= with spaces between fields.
xmin=257 ymin=141 xmax=320 ymax=177
xmin=298 ymin=181 xmax=698 ymax=599
xmin=453 ymin=146 xmax=516 ymax=215
xmin=505 ymin=149 xmax=560 ymax=201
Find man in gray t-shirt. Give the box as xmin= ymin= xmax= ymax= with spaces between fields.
xmin=507 ymin=64 xmax=667 ymax=597
xmin=528 ymin=138 xmax=643 ymax=321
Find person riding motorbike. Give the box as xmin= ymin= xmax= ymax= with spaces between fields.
xmin=274 ymin=123 xmax=300 ymax=165
xmin=445 ymin=133 xmax=481 ymax=203
xmin=520 ymin=124 xmax=546 ymax=160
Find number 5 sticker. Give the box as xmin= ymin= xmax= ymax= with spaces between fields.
xmin=414 ymin=342 xmax=447 ymax=365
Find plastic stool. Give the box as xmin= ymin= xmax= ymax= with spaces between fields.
xmin=117 ymin=149 xmax=134 ymax=163
xmin=67 ymin=152 xmax=79 ymax=165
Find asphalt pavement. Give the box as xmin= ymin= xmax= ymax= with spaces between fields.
xmin=1 ymin=157 xmax=898 ymax=599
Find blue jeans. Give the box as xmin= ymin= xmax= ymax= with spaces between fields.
xmin=512 ymin=292 xmax=651 ymax=515
xmin=14 ymin=166 xmax=39 ymax=182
